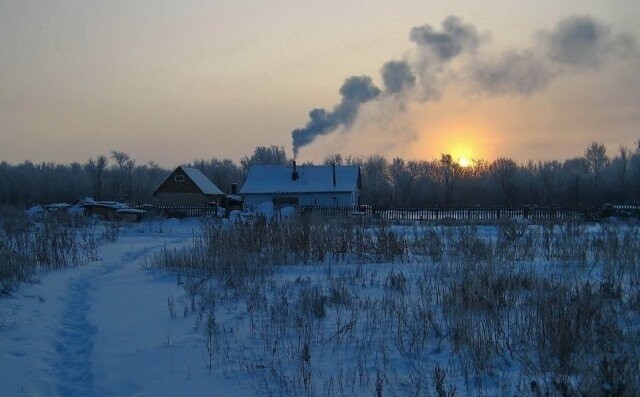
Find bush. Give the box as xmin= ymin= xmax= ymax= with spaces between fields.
xmin=0 ymin=212 xmax=95 ymax=293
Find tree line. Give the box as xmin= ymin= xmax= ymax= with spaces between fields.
xmin=1 ymin=141 xmax=639 ymax=208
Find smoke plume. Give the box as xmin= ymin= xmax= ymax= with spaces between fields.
xmin=470 ymin=49 xmax=552 ymax=95
xmin=291 ymin=76 xmax=381 ymax=158
xmin=409 ymin=15 xmax=480 ymax=61
xmin=290 ymin=15 xmax=636 ymax=157
xmin=471 ymin=16 xmax=636 ymax=95
xmin=381 ymin=60 xmax=416 ymax=93
xmin=547 ymin=15 xmax=635 ymax=67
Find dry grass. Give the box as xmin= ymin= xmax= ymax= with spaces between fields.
xmin=0 ymin=209 xmax=100 ymax=294
xmin=149 ymin=217 xmax=640 ymax=395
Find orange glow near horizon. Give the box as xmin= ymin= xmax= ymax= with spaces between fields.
xmin=413 ymin=122 xmax=493 ymax=163
xmin=458 ymin=157 xmax=472 ymax=167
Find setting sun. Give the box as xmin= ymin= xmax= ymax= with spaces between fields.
xmin=410 ymin=120 xmax=493 ymax=163
xmin=445 ymin=126 xmax=487 ymax=165
xmin=448 ymin=141 xmax=479 ymax=167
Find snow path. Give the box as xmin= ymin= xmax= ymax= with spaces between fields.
xmin=51 ymin=236 xmax=183 ymax=396
xmin=0 ymin=219 xmax=248 ymax=396
xmin=53 ymin=274 xmax=98 ymax=396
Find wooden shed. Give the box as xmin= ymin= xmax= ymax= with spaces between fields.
xmin=153 ymin=166 xmax=224 ymax=205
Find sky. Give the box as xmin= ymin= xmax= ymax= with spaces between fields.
xmin=1 ymin=0 xmax=639 ymax=167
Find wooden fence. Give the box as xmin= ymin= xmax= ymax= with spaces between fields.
xmin=299 ymin=206 xmax=639 ymax=222
xmin=135 ymin=205 xmax=218 ymax=219
xmin=136 ymin=204 xmax=640 ymax=221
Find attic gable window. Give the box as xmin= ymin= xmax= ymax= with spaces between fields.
xmin=175 ymin=175 xmax=185 ymax=183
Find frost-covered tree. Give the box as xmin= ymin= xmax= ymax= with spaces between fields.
xmin=191 ymin=158 xmax=244 ymax=194
xmin=584 ymin=141 xmax=609 ymax=196
xmin=360 ymin=155 xmax=392 ymax=206
xmin=2 ymin=141 xmax=640 ymax=207
xmin=439 ymin=154 xmax=460 ymax=208
xmin=562 ymin=157 xmax=589 ymax=206
xmin=240 ymin=146 xmax=288 ymax=172
xmin=110 ymin=151 xmax=136 ymax=201
xmin=84 ymin=155 xmax=108 ymax=201
xmin=490 ymin=157 xmax=518 ymax=205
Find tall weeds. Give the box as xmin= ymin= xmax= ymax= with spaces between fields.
xmin=0 ymin=210 xmax=99 ymax=294
xmin=149 ymin=217 xmax=640 ymax=395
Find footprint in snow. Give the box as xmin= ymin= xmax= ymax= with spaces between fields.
xmin=52 ymin=276 xmax=98 ymax=397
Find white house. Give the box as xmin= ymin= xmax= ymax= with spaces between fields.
xmin=240 ymin=162 xmax=361 ymax=207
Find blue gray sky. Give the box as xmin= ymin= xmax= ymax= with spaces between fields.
xmin=1 ymin=1 xmax=639 ymax=166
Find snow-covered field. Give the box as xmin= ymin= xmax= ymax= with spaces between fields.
xmin=0 ymin=219 xmax=250 ymax=396
xmin=1 ymin=217 xmax=640 ymax=396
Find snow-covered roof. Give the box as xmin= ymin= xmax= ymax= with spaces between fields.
xmin=116 ymin=208 xmax=147 ymax=214
xmin=240 ymin=165 xmax=360 ymax=194
xmin=81 ymin=201 xmax=130 ymax=209
xmin=179 ymin=166 xmax=224 ymax=195
xmin=26 ymin=205 xmax=45 ymax=217
xmin=97 ymin=201 xmax=130 ymax=209
xmin=226 ymin=194 xmax=243 ymax=201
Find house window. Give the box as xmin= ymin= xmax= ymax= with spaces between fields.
xmin=175 ymin=175 xmax=185 ymax=183
xmin=273 ymin=196 xmax=299 ymax=205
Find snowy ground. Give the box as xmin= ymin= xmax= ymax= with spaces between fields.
xmin=0 ymin=219 xmax=250 ymax=396
xmin=2 ymin=217 xmax=639 ymax=396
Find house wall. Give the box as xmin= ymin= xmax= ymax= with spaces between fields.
xmin=243 ymin=191 xmax=357 ymax=207
xmin=154 ymin=169 xmax=202 ymax=194
xmin=153 ymin=167 xmax=222 ymax=205
xmin=153 ymin=193 xmax=216 ymax=205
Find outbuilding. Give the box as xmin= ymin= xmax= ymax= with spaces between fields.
xmin=153 ymin=166 xmax=224 ymax=205
xmin=240 ymin=162 xmax=360 ymax=207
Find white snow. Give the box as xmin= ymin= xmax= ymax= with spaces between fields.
xmin=240 ymin=164 xmax=359 ymax=194
xmin=68 ymin=204 xmax=86 ymax=215
xmin=237 ymin=202 xmax=295 ymax=221
xmin=0 ymin=219 xmax=247 ymax=396
xmin=94 ymin=201 xmax=130 ymax=209
xmin=115 ymin=208 xmax=146 ymax=214
xmin=26 ymin=205 xmax=45 ymax=217
xmin=180 ymin=166 xmax=224 ymax=196
xmin=2 ymin=219 xmax=638 ymax=395
xmin=79 ymin=197 xmax=97 ymax=205
xmin=45 ymin=203 xmax=72 ymax=211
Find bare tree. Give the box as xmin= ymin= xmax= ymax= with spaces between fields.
xmin=110 ymin=151 xmax=136 ymax=201
xmin=3 ymin=141 xmax=640 ymax=207
xmin=612 ymin=146 xmax=630 ymax=202
xmin=389 ymin=158 xmax=414 ymax=207
xmin=360 ymin=155 xmax=392 ymax=206
xmin=537 ymin=161 xmax=562 ymax=205
xmin=562 ymin=157 xmax=588 ymax=206
xmin=240 ymin=146 xmax=288 ymax=172
xmin=490 ymin=157 xmax=518 ymax=205
xmin=322 ymin=153 xmax=344 ymax=166
xmin=191 ymin=158 xmax=243 ymax=193
xmin=439 ymin=154 xmax=459 ymax=208
xmin=84 ymin=155 xmax=108 ymax=200
xmin=584 ymin=142 xmax=609 ymax=195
